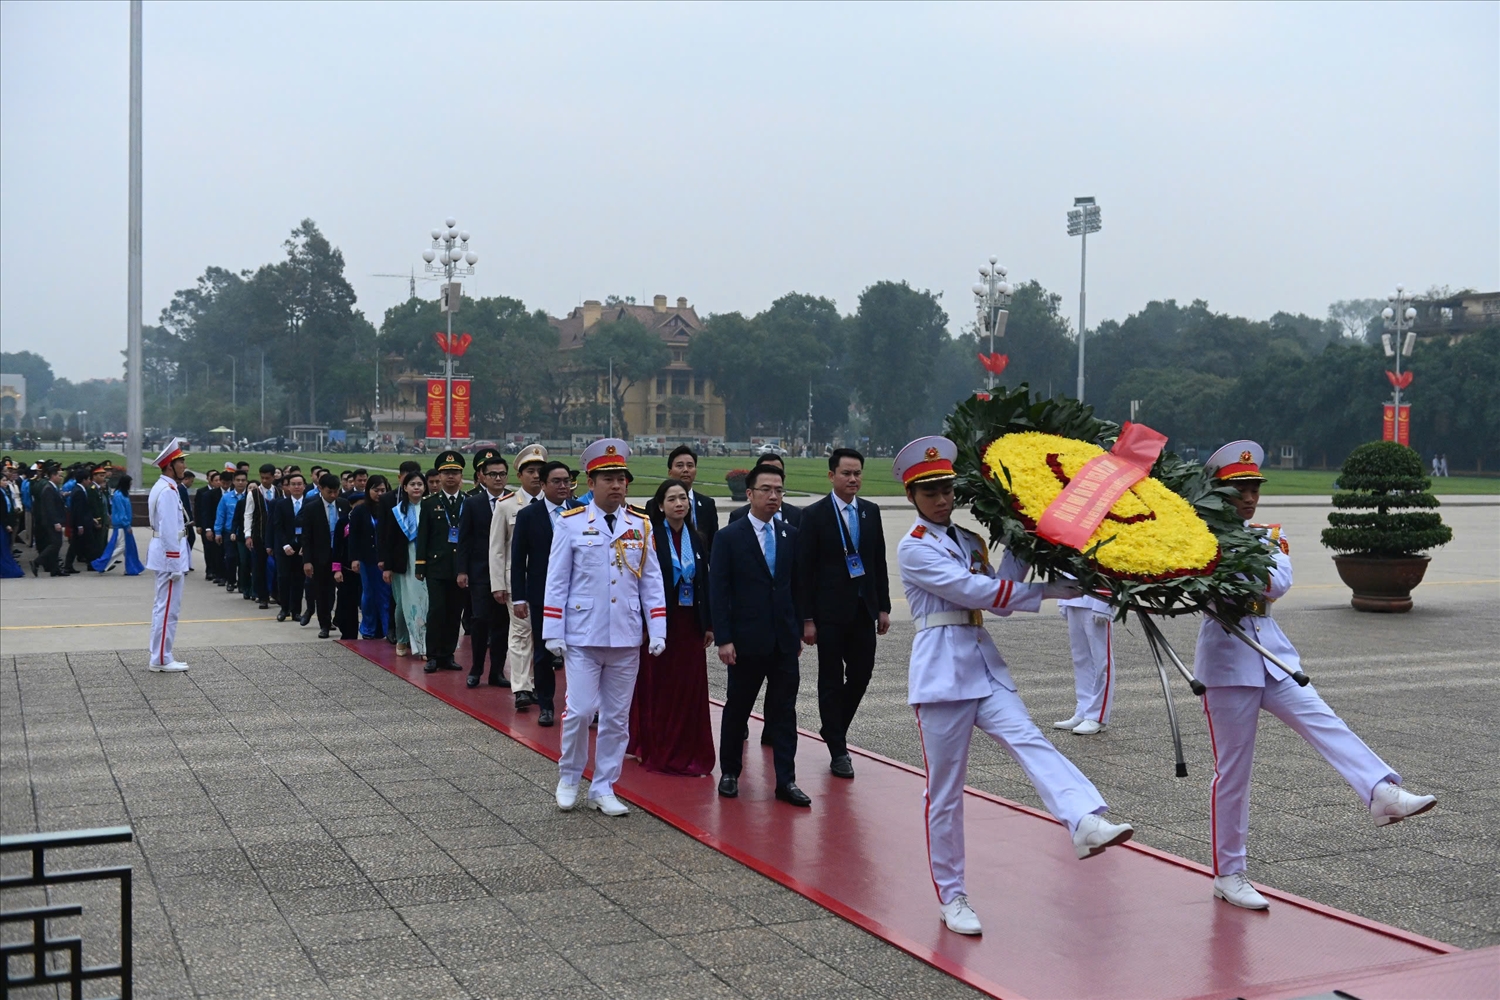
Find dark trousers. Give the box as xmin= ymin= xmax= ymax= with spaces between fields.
xmin=236 ymin=539 xmax=253 ymax=596
xmin=307 ymin=567 xmax=336 ymax=630
xmin=719 ymin=649 xmax=800 ymax=787
xmin=466 ymin=577 xmax=509 ymax=678
xmin=251 ymin=544 xmax=269 ymax=602
xmin=220 ymin=537 xmax=238 ymax=588
xmin=815 ymin=616 xmax=877 ymax=758
xmin=532 ymin=643 xmax=560 ymax=712
xmin=277 ymin=551 xmax=305 ymax=616
xmin=203 ymin=534 xmax=222 ymax=580
xmin=425 ymin=576 xmax=462 ymax=662
xmin=335 ymin=570 xmax=362 ymax=640
xmin=66 ymin=529 xmax=92 ymax=571
xmin=35 ymin=524 xmax=62 ymax=574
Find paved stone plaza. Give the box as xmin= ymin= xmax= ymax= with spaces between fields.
xmin=2 ymin=501 xmax=1496 ymax=998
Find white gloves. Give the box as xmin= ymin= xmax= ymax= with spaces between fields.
xmin=647 ymin=638 xmax=667 ymax=657
xmin=1042 ymin=579 xmax=1085 ymax=601
xmin=545 ymin=639 xmax=567 ymax=658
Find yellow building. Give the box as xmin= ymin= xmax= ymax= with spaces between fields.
xmin=551 ymin=295 xmax=726 ymax=440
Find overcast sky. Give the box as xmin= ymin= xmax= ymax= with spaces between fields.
xmin=2 ymin=1 xmax=1496 ymax=383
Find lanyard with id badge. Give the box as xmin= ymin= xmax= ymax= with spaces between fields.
xmin=439 ymin=496 xmax=459 ymax=545
xmin=669 ymin=527 xmax=696 ymax=605
xmin=835 ymin=501 xmax=865 ymax=578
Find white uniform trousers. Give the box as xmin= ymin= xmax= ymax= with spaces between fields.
xmin=914 ymin=672 xmax=1108 ymax=905
xmin=1202 ymin=677 xmax=1398 ymax=877
xmin=559 ymin=644 xmax=641 ymax=801
xmin=507 ymin=602 xmax=533 ymax=691
xmin=1064 ymin=606 xmax=1115 ymax=724
xmin=149 ymin=571 xmax=183 ymax=667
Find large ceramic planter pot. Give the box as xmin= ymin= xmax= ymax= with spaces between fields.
xmin=1332 ymin=554 xmax=1431 ymax=613
xmin=726 ymin=474 xmax=748 ymax=502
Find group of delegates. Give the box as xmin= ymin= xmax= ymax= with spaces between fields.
xmin=1 ymin=455 xmax=143 ymax=579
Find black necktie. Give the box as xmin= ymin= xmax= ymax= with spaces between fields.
xmin=946 ymin=526 xmax=961 ymax=547
xmin=605 ymin=512 xmax=616 ymax=533
xmin=530 ymin=495 xmax=540 ymax=505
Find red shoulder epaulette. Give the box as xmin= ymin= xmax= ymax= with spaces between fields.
xmin=911 ymin=524 xmax=927 ymax=539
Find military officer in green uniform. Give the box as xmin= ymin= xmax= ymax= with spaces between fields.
xmin=416 ymin=449 xmax=468 ymax=673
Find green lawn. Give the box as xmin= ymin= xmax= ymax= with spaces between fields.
xmin=10 ymin=450 xmax=1498 ymax=497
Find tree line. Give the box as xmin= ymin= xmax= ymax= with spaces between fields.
xmin=4 ymin=218 xmax=1493 ymax=471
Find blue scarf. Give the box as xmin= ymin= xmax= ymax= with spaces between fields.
xmin=668 ymin=524 xmax=695 ymax=587
xmin=394 ymin=501 xmax=420 ymax=542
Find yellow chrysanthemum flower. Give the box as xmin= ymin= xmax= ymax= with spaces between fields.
xmin=982 ymin=432 xmax=1218 ymax=580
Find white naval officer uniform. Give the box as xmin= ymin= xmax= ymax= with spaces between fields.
xmin=543 ymin=500 xmax=667 ymax=802
xmin=1059 ymin=591 xmax=1116 ymax=726
xmin=146 ymin=469 xmax=192 ymax=668
xmin=899 ymin=516 xmax=1110 ymax=906
xmin=485 ymin=485 xmax=530 ymax=688
xmin=1194 ymin=523 xmax=1399 ymax=877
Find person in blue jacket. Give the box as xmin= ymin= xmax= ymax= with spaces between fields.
xmin=91 ymin=475 xmax=144 ymax=575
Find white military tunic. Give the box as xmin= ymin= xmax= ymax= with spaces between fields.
xmin=543 ymin=502 xmax=667 ymax=800
xmin=897 ymin=516 xmax=1109 ymax=905
xmin=485 ymin=487 xmax=531 ymax=690
xmin=145 ymin=476 xmax=191 ymax=667
xmin=1194 ymin=525 xmax=1398 ymax=876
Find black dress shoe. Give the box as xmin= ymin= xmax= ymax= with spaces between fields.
xmin=317 ymin=629 xmax=330 ymax=638
xmin=487 ymin=673 xmax=510 ymax=688
xmin=718 ymin=775 xmax=739 ymax=798
xmin=298 ymin=613 xmax=312 ymax=627
xmin=538 ymin=707 xmax=555 ymax=727
xmin=276 ymin=611 xmax=288 ymax=622
xmin=830 ymin=754 xmax=855 ymax=779
xmin=424 ymin=659 xmax=439 ymax=673
xmin=442 ymin=659 xmax=462 ymax=670
xmin=775 ymin=784 xmax=812 ymax=807
xmin=514 ymin=690 xmax=536 ymax=711
xmin=466 ymin=674 xmax=480 ymax=688
xmin=258 ymin=601 xmax=269 ymax=609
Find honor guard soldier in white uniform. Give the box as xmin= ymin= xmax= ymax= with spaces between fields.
xmin=1054 ymin=588 xmax=1116 ymax=735
xmin=147 ymin=438 xmax=193 ymax=672
xmin=544 ymin=439 xmax=667 ymax=817
xmin=489 ymin=443 xmax=548 ymax=708
xmin=1196 ymin=441 xmax=1436 ymax=910
xmin=894 ymin=436 xmax=1135 ymax=937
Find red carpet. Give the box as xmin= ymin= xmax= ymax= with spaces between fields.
xmin=344 ymin=639 xmax=1485 ymax=1000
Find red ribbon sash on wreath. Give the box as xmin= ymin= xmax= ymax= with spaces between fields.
xmin=1035 ymin=422 xmax=1169 ymax=550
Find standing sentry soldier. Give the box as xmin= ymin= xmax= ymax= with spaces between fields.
xmin=147 ymin=439 xmax=192 ymax=672
xmin=544 ymin=439 xmax=667 ymax=817
xmin=1194 ymin=441 xmax=1436 ymax=910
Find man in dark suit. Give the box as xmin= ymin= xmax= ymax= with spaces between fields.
xmin=727 ymin=452 xmax=802 ymax=529
xmin=508 ymin=461 xmax=580 ymax=726
xmin=244 ymin=464 xmax=279 ymax=608
xmin=178 ymin=471 xmax=197 ymax=567
xmin=272 ymin=472 xmax=309 ymax=622
xmin=195 ymin=472 xmax=223 ymax=583
xmin=416 ymin=450 xmax=467 ymax=673
xmin=667 ymin=444 xmax=719 ymax=553
xmin=457 ymin=456 xmax=512 ymax=689
xmin=31 ymin=463 xmax=67 ymax=576
xmin=299 ymin=473 xmax=349 ymax=638
xmin=710 ymin=462 xmax=810 ymax=806
xmin=798 ymin=448 xmax=891 ymax=779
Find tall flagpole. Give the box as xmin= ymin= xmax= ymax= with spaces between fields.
xmin=126 ymin=0 xmax=144 ymax=485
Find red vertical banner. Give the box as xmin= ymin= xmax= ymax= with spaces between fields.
xmin=1382 ymin=404 xmax=1395 ymax=442
xmin=1396 ymin=403 xmax=1410 ymax=446
xmin=426 ymin=379 xmax=446 ymax=439
xmin=450 ymin=379 xmax=472 ymax=440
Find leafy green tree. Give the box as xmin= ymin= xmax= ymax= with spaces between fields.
xmin=1327 ymin=299 xmax=1387 ymax=345
xmin=689 ymin=312 xmax=762 ymax=438
xmin=848 ymin=281 xmax=949 ymax=448
xmin=579 ymin=315 xmax=669 ymax=438
xmin=0 ymin=351 xmax=56 ymax=399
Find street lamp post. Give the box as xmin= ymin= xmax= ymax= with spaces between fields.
xmin=421 ymin=218 xmax=477 ymax=447
xmin=970 ymin=255 xmax=1013 ymax=391
xmin=1067 ymin=197 xmax=1101 ymax=403
xmin=1381 ymin=284 xmax=1419 ymax=425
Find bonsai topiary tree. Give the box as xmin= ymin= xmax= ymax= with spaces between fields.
xmin=1322 ymin=441 xmax=1452 ymax=611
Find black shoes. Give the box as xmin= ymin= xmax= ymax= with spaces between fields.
xmin=258 ymin=601 xmax=269 ymax=609
xmin=424 ymin=659 xmax=439 ymax=674
xmin=830 ymin=754 xmax=855 ymax=779
xmin=538 ymin=707 xmax=555 ymax=727
xmin=775 ymin=784 xmax=812 ymax=807
xmin=488 ymin=673 xmax=510 ymax=688
xmin=317 ymin=629 xmax=330 ymax=638
xmin=718 ymin=775 xmax=739 ymax=798
xmin=466 ymin=674 xmax=480 ymax=688
xmin=514 ymin=691 xmax=536 ymax=712
xmin=276 ymin=611 xmax=288 ymax=622
xmin=298 ymin=613 xmax=312 ymax=627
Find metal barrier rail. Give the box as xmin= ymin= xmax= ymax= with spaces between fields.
xmin=1 ymin=825 xmax=133 ymax=1000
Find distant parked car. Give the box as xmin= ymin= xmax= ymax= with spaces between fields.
xmin=469 ymin=440 xmax=500 ymax=454
xmin=249 ymin=437 xmax=299 ymax=452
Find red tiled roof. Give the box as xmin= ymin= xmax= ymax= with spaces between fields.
xmin=551 ymin=301 xmax=704 ymax=350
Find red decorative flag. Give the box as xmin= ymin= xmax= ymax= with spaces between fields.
xmin=450 ymin=378 xmax=472 ymax=438
xmin=978 ymin=352 xmax=1009 ymax=375
xmin=1036 ymin=423 xmax=1169 ymax=550
xmin=451 ymin=333 xmax=472 ymax=357
xmin=1385 ymin=370 xmax=1413 ymax=390
xmin=425 ymin=379 xmax=447 ymax=439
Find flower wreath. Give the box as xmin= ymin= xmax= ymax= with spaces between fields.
xmin=945 ymin=384 xmax=1275 ymax=620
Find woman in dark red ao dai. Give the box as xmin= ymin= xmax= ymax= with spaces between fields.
xmin=628 ymin=478 xmax=717 ymax=776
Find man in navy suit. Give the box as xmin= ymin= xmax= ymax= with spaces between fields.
xmin=667 ymin=444 xmax=720 ymax=553
xmin=457 ymin=456 xmax=512 ymax=689
xmin=271 ymin=472 xmax=309 ymax=622
xmin=711 ymin=462 xmax=810 ymax=806
xmin=727 ymin=452 xmax=802 ymax=529
xmin=799 ymin=448 xmax=891 ymax=779
xmin=509 ymin=461 xmax=581 ymax=726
